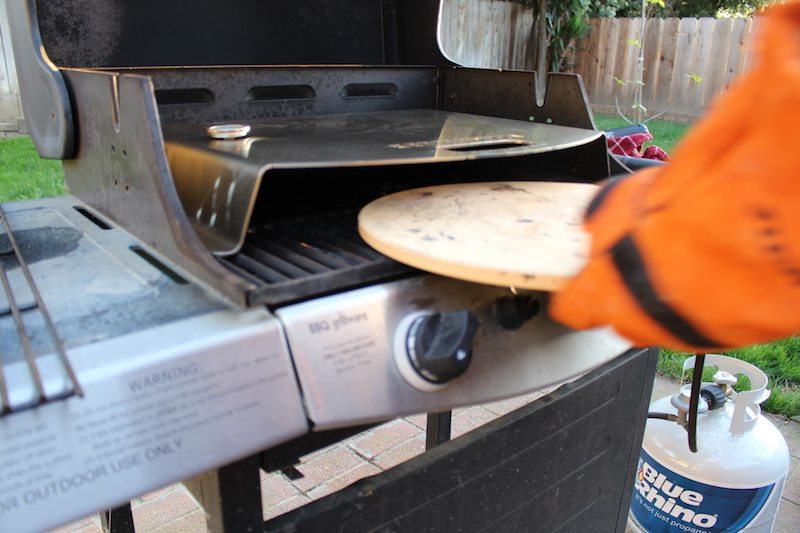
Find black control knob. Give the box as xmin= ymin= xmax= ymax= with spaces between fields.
xmin=494 ymin=295 xmax=540 ymax=331
xmin=700 ymin=384 xmax=727 ymax=410
xmin=406 ymin=311 xmax=480 ymax=385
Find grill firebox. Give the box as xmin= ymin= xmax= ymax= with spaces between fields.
xmin=222 ymin=211 xmax=410 ymax=306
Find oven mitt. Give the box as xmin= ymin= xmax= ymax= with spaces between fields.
xmin=550 ymin=3 xmax=800 ymax=351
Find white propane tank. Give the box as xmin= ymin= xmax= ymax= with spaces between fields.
xmin=628 ymin=354 xmax=790 ymax=533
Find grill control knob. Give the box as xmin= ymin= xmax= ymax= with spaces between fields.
xmin=393 ymin=311 xmax=480 ymax=391
xmin=493 ymin=295 xmax=540 ymax=330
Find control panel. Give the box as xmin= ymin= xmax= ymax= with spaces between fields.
xmin=276 ymin=275 xmax=630 ymax=430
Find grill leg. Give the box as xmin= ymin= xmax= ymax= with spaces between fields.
xmin=425 ymin=411 xmax=452 ymax=450
xmin=185 ymin=454 xmax=262 ymax=532
xmin=101 ymin=503 xmax=135 ymax=533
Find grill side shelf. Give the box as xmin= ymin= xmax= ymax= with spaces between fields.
xmin=0 ymin=204 xmax=83 ymax=416
xmin=219 ymin=212 xmax=411 ymax=306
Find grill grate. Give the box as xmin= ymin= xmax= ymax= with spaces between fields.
xmin=220 ymin=211 xmax=411 ymax=306
xmin=0 ymin=204 xmax=83 ymax=415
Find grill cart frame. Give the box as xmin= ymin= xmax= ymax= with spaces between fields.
xmin=2 ymin=2 xmax=654 ymax=531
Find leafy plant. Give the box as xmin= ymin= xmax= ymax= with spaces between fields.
xmin=586 ymin=0 xmax=776 ymax=17
xmin=613 ymin=0 xmax=705 ymax=124
xmin=516 ymin=0 xmax=593 ymax=98
xmin=547 ymin=0 xmax=593 ymax=73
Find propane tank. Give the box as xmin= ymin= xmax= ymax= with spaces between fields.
xmin=628 ymin=354 xmax=790 ymax=533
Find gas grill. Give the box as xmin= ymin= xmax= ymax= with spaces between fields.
xmin=1 ymin=1 xmax=656 ymax=531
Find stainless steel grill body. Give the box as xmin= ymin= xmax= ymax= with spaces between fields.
xmin=0 ymin=2 xmax=639 ymax=530
xmin=278 ymin=277 xmax=630 ymax=430
xmin=0 ymin=197 xmax=631 ymax=531
xmin=0 ymin=199 xmax=307 ymax=531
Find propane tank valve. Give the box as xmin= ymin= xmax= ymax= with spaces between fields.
xmin=713 ymin=369 xmax=738 ymax=397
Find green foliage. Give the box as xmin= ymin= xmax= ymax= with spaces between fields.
xmin=547 ymin=0 xmax=594 ymax=72
xmin=585 ymin=0 xmax=776 ymax=18
xmin=0 ymin=136 xmax=65 ymax=202
xmin=686 ymin=73 xmax=704 ymax=83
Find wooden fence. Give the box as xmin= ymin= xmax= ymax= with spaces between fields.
xmin=0 ymin=0 xmax=22 ymax=133
xmin=440 ymin=7 xmax=756 ymax=120
xmin=439 ymin=0 xmax=534 ymax=70
xmin=570 ymin=17 xmax=756 ymax=120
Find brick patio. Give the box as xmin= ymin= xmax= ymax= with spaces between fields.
xmin=52 ymin=379 xmax=800 ymax=532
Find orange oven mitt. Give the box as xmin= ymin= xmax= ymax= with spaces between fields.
xmin=550 ymin=3 xmax=800 ymax=351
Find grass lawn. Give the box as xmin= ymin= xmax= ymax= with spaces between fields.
xmin=0 ymin=136 xmax=65 ymax=202
xmin=1 ymin=124 xmax=798 ymax=417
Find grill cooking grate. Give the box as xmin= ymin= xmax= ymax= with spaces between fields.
xmin=221 ymin=211 xmax=411 ymax=306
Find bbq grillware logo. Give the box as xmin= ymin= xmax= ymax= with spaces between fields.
xmin=630 ymin=450 xmax=774 ymax=532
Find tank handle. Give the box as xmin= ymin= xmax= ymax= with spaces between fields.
xmin=683 ymin=354 xmax=770 ymax=435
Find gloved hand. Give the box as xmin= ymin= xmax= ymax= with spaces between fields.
xmin=550 ymin=3 xmax=800 ymax=351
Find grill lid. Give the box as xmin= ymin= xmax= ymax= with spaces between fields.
xmin=164 ymin=109 xmax=603 ymax=257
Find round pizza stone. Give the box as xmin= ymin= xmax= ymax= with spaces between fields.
xmin=358 ymin=181 xmax=598 ymax=290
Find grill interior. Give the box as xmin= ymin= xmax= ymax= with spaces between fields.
xmin=217 ymin=147 xmax=603 ymax=307
xmin=221 ymin=211 xmax=410 ymax=307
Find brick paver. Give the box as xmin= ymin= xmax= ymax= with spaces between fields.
xmin=263 ymin=494 xmax=311 ymax=522
xmin=372 ymin=434 xmax=427 ymax=470
xmin=307 ymin=462 xmax=382 ymax=499
xmin=348 ymin=419 xmax=422 ymax=459
xmin=451 ymin=406 xmax=500 ymax=438
xmin=150 ymin=510 xmax=206 ymax=533
xmin=260 ymin=472 xmax=302 ymax=509
xmin=130 ymin=487 xmax=201 ymax=532
xmin=49 ymin=379 xmax=800 ymax=532
xmin=404 ymin=413 xmax=428 ymax=430
xmin=289 ymin=445 xmax=365 ymax=493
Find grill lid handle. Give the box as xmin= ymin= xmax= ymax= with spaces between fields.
xmin=6 ymin=0 xmax=75 ymax=159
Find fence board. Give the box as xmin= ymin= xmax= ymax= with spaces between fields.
xmin=0 ymin=0 xmax=22 ymax=131
xmin=613 ymin=18 xmax=634 ymax=105
xmin=738 ymin=18 xmax=755 ymax=73
xmin=703 ymin=17 xmax=732 ymax=107
xmin=641 ymin=18 xmax=663 ymax=105
xmin=566 ymin=16 xmax=757 ymax=119
xmin=584 ymin=19 xmax=602 ymax=91
xmin=652 ymin=18 xmax=678 ymax=105
xmin=668 ymin=17 xmax=697 ymax=111
xmin=685 ymin=18 xmax=715 ymax=111
xmin=598 ymin=19 xmax=621 ymax=103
